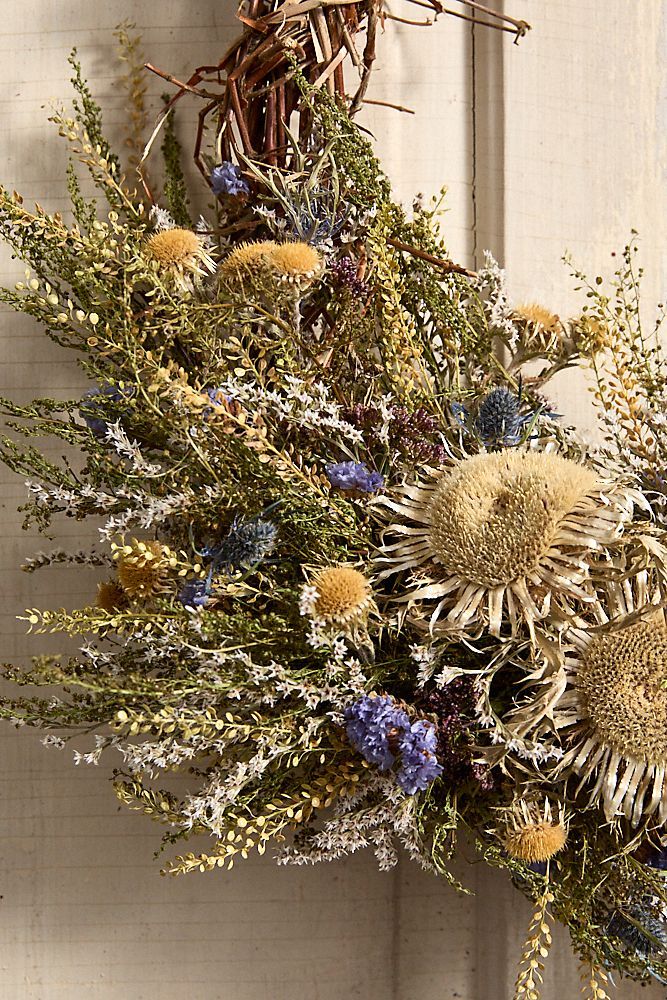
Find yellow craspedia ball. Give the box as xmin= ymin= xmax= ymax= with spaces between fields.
xmin=268 ymin=242 xmax=322 ymax=283
xmin=504 ymin=820 xmax=567 ymax=863
xmin=145 ymin=228 xmax=202 ymax=266
xmin=312 ymin=567 xmax=371 ymax=625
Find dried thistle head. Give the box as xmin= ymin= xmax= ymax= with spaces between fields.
xmin=95 ymin=580 xmax=127 ymax=613
xmin=144 ymin=228 xmax=215 ymax=289
xmin=219 ymin=240 xmax=278 ymax=281
xmin=114 ymin=539 xmax=178 ymax=599
xmin=501 ymin=799 xmax=568 ymax=864
xmin=268 ymin=241 xmax=322 ymax=287
xmin=303 ymin=566 xmax=373 ymax=627
xmin=513 ymin=301 xmax=565 ymax=353
xmin=374 ymin=450 xmax=634 ymax=637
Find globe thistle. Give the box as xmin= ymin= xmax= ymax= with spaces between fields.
xmin=474 ymin=387 xmax=524 ymax=447
xmin=213 ymin=518 xmax=278 ymax=571
xmin=114 ymin=539 xmax=178 ymax=599
xmin=344 ymin=694 xmax=442 ymax=794
xmin=95 ymin=580 xmax=127 ymax=613
xmin=325 ymin=461 xmax=384 ymax=494
xmin=144 ymin=227 xmax=215 ymax=291
xmin=374 ymin=449 xmax=634 ymax=637
xmin=267 ymin=241 xmax=322 ymax=288
xmin=210 ymin=162 xmax=250 ymax=198
xmin=301 ymin=566 xmax=373 ymax=627
xmin=500 ymin=799 xmax=568 ymax=864
xmin=607 ymin=901 xmax=667 ymax=957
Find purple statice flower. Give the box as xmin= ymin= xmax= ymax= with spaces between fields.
xmin=344 ymin=695 xmax=442 ymax=794
xmin=210 ymin=162 xmax=250 ymax=198
xmin=177 ymin=578 xmax=210 ymax=609
xmin=330 ymin=256 xmax=368 ymax=298
xmin=326 ymin=461 xmax=384 ymax=494
xmin=345 ymin=695 xmax=407 ymax=770
xmin=397 ymin=718 xmax=443 ymax=794
xmin=79 ymin=383 xmax=128 ymax=438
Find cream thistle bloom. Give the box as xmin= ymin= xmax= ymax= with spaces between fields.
xmin=113 ymin=539 xmax=178 ymax=600
xmin=219 ymin=240 xmax=278 ymax=280
xmin=300 ymin=566 xmax=373 ymax=628
xmin=144 ymin=227 xmax=216 ymax=291
xmin=537 ymin=610 xmax=667 ymax=825
xmin=500 ymin=799 xmax=568 ymax=864
xmin=268 ymin=241 xmax=322 ymax=288
xmin=506 ymin=561 xmax=667 ymax=824
xmin=374 ymin=450 xmax=635 ymax=637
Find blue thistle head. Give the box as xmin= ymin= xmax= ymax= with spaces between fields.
xmin=210 ymin=162 xmax=250 ymax=198
xmin=211 ymin=517 xmax=278 ymax=570
xmin=475 ymin=387 xmax=523 ymax=447
xmin=607 ymin=903 xmax=667 ymax=957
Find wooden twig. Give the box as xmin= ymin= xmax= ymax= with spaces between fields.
xmin=388 ymin=237 xmax=477 ymax=277
xmin=363 ymin=98 xmax=415 ymax=114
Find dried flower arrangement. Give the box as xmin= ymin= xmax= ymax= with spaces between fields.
xmin=2 ymin=3 xmax=667 ymax=995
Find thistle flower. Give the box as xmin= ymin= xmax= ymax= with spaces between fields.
xmin=219 ymin=241 xmax=278 ymax=280
xmin=538 ymin=614 xmax=667 ymax=824
xmin=303 ymin=566 xmax=373 ymax=627
xmin=374 ymin=450 xmax=634 ymax=637
xmin=513 ymin=302 xmax=564 ymax=352
xmin=344 ymin=694 xmax=442 ymax=794
xmin=210 ymin=162 xmax=250 ymax=198
xmin=114 ymin=539 xmax=177 ymax=599
xmin=95 ymin=580 xmax=126 ymax=612
xmin=144 ymin=227 xmax=216 ymax=290
xmin=325 ymin=461 xmax=384 ymax=494
xmin=607 ymin=902 xmax=667 ymax=957
xmin=475 ymin=388 xmax=524 ymax=447
xmin=268 ymin=241 xmax=322 ymax=287
xmin=500 ymin=799 xmax=568 ymax=864
xmin=212 ymin=518 xmax=278 ymax=570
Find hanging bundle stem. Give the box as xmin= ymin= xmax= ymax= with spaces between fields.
xmin=140 ymin=0 xmax=529 ymax=192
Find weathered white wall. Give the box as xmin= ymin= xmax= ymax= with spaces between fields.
xmin=0 ymin=2 xmax=665 ymax=997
